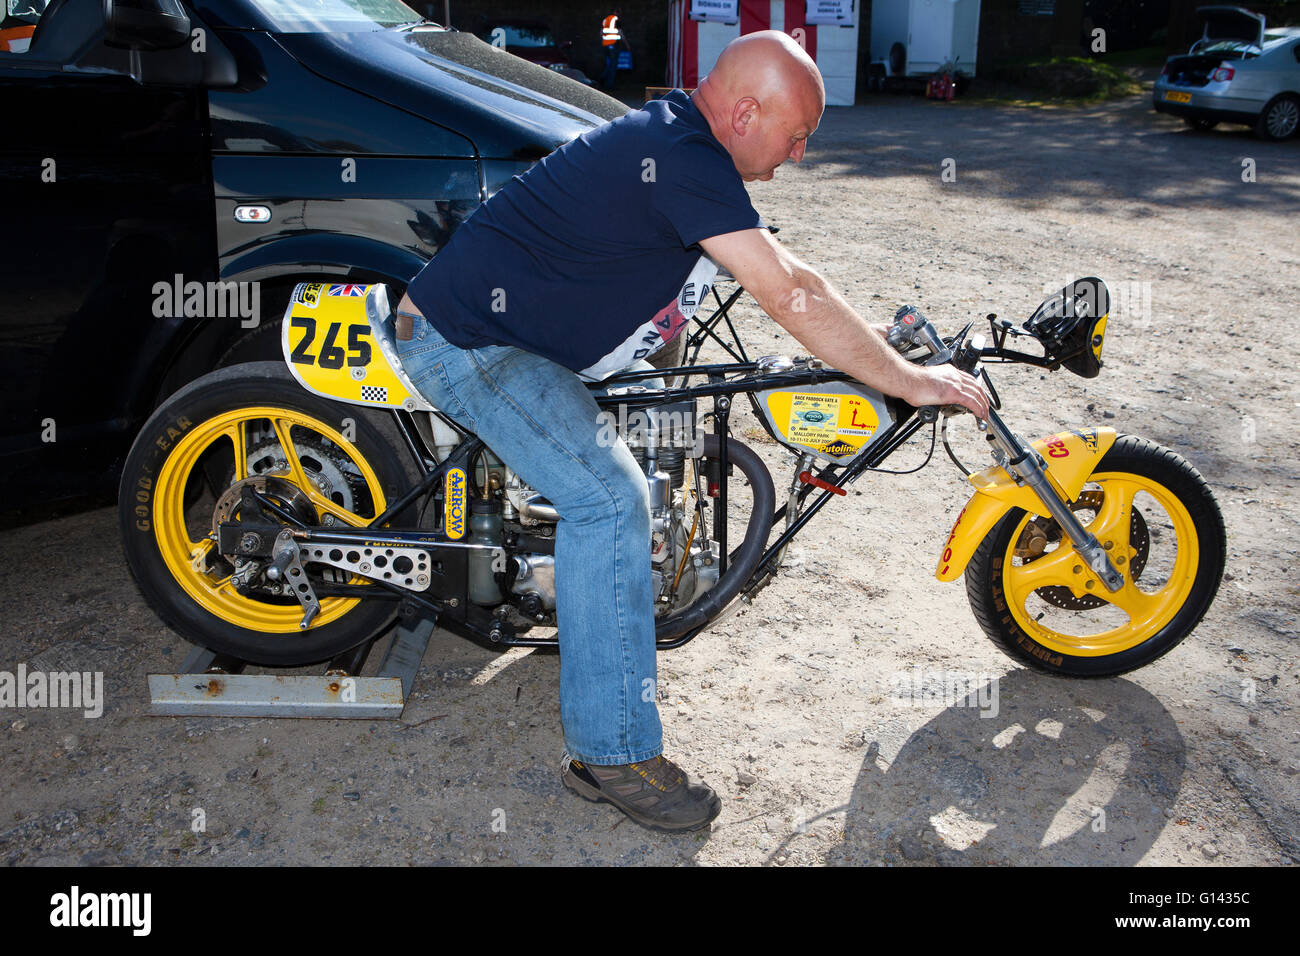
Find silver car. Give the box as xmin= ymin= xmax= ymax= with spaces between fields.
xmin=1153 ymin=5 xmax=1300 ymax=140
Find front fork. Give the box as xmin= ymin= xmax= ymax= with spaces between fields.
xmin=982 ymin=408 xmax=1124 ymax=592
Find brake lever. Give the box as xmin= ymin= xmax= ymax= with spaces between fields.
xmin=930 ymin=332 xmax=992 ymax=422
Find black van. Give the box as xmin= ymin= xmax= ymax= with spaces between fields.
xmin=0 ymin=0 xmax=626 ymax=521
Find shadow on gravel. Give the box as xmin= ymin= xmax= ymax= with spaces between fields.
xmin=780 ymin=670 xmax=1185 ymax=865
xmin=809 ymin=95 xmax=1299 ymax=211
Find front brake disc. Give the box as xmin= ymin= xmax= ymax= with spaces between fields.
xmin=1017 ymin=489 xmax=1150 ymax=611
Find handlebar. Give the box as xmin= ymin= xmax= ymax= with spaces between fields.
xmin=888 ymin=305 xmax=986 ymax=420
xmin=886 ymin=306 xmax=946 ymax=355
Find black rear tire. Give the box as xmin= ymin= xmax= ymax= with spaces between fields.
xmin=889 ymin=42 xmax=906 ymax=78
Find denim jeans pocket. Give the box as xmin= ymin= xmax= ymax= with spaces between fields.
xmin=410 ymin=313 xmax=430 ymax=342
xmin=395 ymin=315 xmax=444 ymax=359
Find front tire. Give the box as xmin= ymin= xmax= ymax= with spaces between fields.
xmin=119 ymin=362 xmax=422 ymax=665
xmin=965 ymin=435 xmax=1225 ymax=677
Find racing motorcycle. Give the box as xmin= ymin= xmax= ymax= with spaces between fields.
xmin=119 ymin=277 xmax=1225 ymax=677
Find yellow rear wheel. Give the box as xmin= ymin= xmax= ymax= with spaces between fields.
xmin=120 ymin=362 xmax=420 ymax=666
xmin=152 ymin=406 xmax=386 ymax=633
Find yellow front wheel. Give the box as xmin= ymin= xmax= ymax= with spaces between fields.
xmin=965 ymin=435 xmax=1225 ymax=677
xmin=119 ymin=362 xmax=421 ymax=665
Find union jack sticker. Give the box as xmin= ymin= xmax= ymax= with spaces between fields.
xmin=328 ymin=284 xmax=366 ymax=297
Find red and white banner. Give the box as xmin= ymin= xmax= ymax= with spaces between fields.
xmin=668 ymin=0 xmax=859 ymax=105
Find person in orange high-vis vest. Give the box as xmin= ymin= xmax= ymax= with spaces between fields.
xmin=601 ymin=13 xmax=621 ymax=46
xmin=600 ymin=12 xmax=623 ymax=90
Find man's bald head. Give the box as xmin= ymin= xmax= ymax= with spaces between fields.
xmin=692 ymin=31 xmax=825 ymax=182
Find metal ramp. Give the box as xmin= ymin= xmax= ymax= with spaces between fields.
xmin=147 ymin=611 xmax=436 ymax=719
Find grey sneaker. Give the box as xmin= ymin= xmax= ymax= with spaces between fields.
xmin=561 ymin=752 xmax=722 ymax=833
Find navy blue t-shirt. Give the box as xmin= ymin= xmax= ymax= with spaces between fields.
xmin=405 ymin=90 xmax=763 ymax=380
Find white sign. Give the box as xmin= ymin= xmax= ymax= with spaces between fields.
xmin=805 ymin=0 xmax=855 ymax=26
xmin=690 ymin=0 xmax=739 ymax=24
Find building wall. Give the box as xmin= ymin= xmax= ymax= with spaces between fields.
xmin=977 ymin=0 xmax=1066 ymax=63
xmin=851 ymin=0 xmax=1067 ymax=83
xmin=425 ymin=0 xmax=1256 ymax=93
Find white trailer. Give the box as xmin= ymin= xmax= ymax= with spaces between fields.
xmin=868 ymin=0 xmax=981 ymax=83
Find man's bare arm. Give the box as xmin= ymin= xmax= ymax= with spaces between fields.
xmin=700 ymin=228 xmax=987 ymax=417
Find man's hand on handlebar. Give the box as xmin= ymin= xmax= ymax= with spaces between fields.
xmin=905 ymin=364 xmax=990 ymax=420
xmin=882 ymin=304 xmax=989 ymax=419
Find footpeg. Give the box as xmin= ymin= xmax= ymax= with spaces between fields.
xmin=270 ymin=529 xmax=320 ymax=629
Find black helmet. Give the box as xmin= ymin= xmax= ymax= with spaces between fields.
xmin=1026 ymin=276 xmax=1110 ymax=378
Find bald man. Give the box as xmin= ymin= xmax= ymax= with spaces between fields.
xmin=395 ymin=31 xmax=987 ymax=834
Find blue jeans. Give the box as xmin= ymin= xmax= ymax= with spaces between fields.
xmin=602 ymin=48 xmax=619 ymax=90
xmin=396 ymin=314 xmax=663 ymax=765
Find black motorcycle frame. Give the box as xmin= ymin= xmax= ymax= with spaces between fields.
xmin=230 ymin=276 xmax=1102 ymax=655
xmin=231 ymin=341 xmax=1010 ymax=654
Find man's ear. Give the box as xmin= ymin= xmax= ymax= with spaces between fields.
xmin=730 ymin=97 xmax=759 ymax=136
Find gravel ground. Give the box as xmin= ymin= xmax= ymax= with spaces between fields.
xmin=1 ymin=90 xmax=1297 ymax=866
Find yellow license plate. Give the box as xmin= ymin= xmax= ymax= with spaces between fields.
xmin=1164 ymin=90 xmax=1192 ymax=104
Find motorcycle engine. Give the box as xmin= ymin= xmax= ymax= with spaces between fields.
xmin=495 ymin=395 xmax=720 ymax=618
